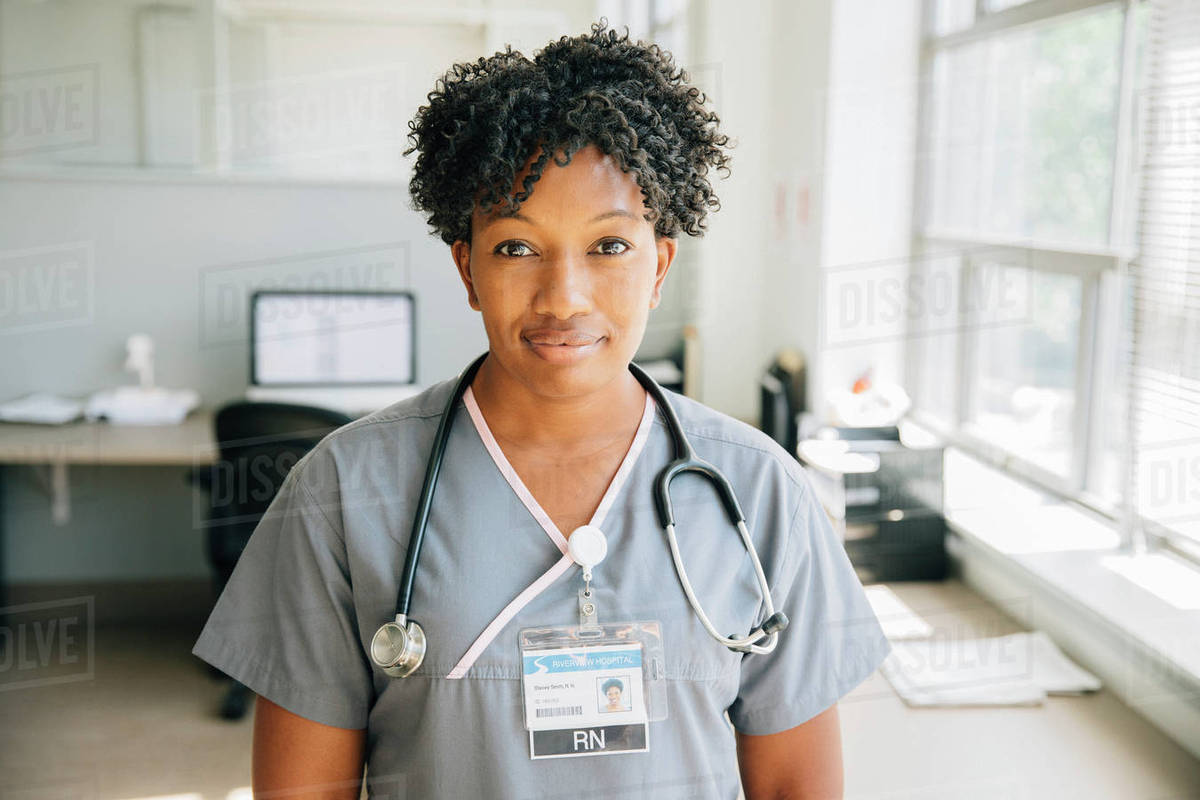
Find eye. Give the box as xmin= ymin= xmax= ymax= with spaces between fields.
xmin=494 ymin=240 xmax=533 ymax=258
xmin=594 ymin=239 xmax=631 ymax=256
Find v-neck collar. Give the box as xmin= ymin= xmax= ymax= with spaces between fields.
xmin=462 ymin=382 xmax=657 ymax=554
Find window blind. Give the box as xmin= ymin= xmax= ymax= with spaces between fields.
xmin=1128 ymin=0 xmax=1200 ymax=550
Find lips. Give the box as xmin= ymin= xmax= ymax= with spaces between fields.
xmin=522 ymin=328 xmax=607 ymax=365
xmin=522 ymin=329 xmax=602 ymax=346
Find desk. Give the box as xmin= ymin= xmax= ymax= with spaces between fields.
xmin=0 ymin=410 xmax=217 ymax=522
xmin=0 ymin=412 xmax=217 ymax=466
xmin=0 ymin=412 xmax=218 ymax=612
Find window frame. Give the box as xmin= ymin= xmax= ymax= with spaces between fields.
xmin=907 ymin=0 xmax=1179 ymax=555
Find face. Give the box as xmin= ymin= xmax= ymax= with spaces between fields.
xmin=606 ymin=686 xmax=622 ymax=704
xmin=451 ymin=144 xmax=677 ymax=399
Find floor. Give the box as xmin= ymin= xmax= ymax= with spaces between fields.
xmin=0 ymin=579 xmax=1197 ymax=799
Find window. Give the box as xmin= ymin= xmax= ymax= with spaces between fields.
xmin=908 ymin=0 xmax=1191 ymax=556
xmin=925 ymin=6 xmax=1124 ymax=246
xmin=964 ymin=265 xmax=1083 ymax=477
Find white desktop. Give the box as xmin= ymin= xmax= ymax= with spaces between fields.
xmin=245 ymin=291 xmax=421 ymax=416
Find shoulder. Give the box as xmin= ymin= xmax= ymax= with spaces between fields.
xmin=338 ymin=378 xmax=458 ymax=432
xmin=656 ymin=387 xmax=809 ymax=496
xmin=286 ymin=377 xmax=459 ymax=486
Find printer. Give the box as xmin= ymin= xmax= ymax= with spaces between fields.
xmin=797 ymin=419 xmax=947 ymax=583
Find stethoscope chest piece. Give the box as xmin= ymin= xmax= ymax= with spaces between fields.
xmin=371 ymin=617 xmax=427 ymax=678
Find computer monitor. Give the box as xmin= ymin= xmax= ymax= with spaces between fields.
xmin=250 ymin=290 xmax=415 ymax=386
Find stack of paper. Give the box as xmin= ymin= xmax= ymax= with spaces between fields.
xmin=0 ymin=393 xmax=85 ymax=425
xmin=879 ymin=630 xmax=1102 ymax=707
xmin=84 ymin=386 xmax=199 ymax=425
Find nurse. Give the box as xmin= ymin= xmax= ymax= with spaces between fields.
xmin=192 ymin=19 xmax=892 ymax=800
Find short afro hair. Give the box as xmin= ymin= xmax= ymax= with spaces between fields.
xmin=403 ymin=18 xmax=733 ymax=246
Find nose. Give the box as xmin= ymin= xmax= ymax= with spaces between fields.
xmin=531 ymin=251 xmax=593 ymax=320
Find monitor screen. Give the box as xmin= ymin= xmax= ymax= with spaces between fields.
xmin=251 ymin=291 xmax=414 ymax=385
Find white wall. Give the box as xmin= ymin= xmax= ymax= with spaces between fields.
xmin=762 ymin=0 xmax=835 ymax=417
xmin=688 ymin=0 xmax=920 ymax=423
xmin=816 ymin=0 xmax=921 ymax=420
xmin=0 ymin=174 xmax=482 ymax=401
xmin=686 ymin=0 xmax=775 ymax=420
xmin=0 ymin=0 xmax=596 ymax=171
xmin=1 ymin=0 xmax=148 ymax=166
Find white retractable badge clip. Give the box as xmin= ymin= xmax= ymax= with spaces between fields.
xmin=568 ymin=525 xmax=607 ymax=628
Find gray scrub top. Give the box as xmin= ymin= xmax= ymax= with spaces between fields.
xmin=192 ymin=371 xmax=892 ymax=799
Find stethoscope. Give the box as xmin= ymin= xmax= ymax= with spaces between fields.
xmin=370 ymin=352 xmax=789 ymax=678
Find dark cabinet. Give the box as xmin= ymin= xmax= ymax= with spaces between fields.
xmin=799 ymin=436 xmax=947 ymax=583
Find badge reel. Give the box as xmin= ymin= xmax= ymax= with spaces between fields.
xmin=518 ymin=525 xmax=667 ymax=760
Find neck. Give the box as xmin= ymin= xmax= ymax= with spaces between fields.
xmin=469 ymin=354 xmax=646 ymax=454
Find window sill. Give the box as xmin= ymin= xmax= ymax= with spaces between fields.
xmin=942 ymin=448 xmax=1200 ymax=761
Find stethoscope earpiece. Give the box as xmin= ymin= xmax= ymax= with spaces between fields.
xmin=762 ymin=611 xmax=789 ymax=635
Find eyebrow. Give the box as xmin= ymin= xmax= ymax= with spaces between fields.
xmin=480 ymin=209 xmax=639 ymax=230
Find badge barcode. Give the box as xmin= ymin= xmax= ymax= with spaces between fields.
xmin=535 ymin=705 xmax=583 ymax=718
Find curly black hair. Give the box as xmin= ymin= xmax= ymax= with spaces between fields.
xmin=403 ymin=18 xmax=733 ymax=246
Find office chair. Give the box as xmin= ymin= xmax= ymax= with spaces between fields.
xmin=189 ymin=401 xmax=353 ymax=720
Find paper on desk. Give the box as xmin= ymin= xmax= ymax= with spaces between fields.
xmin=0 ymin=393 xmax=85 ymax=424
xmin=85 ymin=386 xmax=199 ymax=425
xmin=880 ymin=630 xmax=1101 ymax=707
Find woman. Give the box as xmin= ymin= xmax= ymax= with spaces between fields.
xmin=602 ymin=678 xmax=627 ymax=713
xmin=193 ymin=20 xmax=891 ymax=799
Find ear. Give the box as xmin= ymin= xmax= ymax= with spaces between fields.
xmin=451 ymin=239 xmax=481 ymax=311
xmin=649 ymin=235 xmax=678 ymax=310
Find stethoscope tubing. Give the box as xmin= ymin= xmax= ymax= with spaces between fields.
xmin=387 ymin=351 xmax=784 ymax=655
xmin=393 ymin=351 xmax=489 ymax=621
xmin=628 ymin=361 xmax=782 ymax=654
xmin=664 ymin=520 xmax=780 ymax=655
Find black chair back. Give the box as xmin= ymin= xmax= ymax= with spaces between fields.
xmin=198 ymin=402 xmax=354 ymax=584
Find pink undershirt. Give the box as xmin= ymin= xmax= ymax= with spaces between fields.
xmin=445 ymin=384 xmax=658 ymax=679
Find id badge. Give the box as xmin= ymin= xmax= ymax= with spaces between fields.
xmin=518 ymin=620 xmax=667 ymax=760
